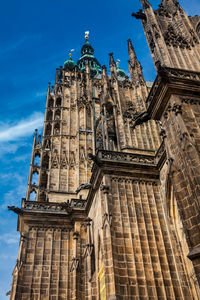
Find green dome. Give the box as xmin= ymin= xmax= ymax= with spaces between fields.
xmin=116 ymin=64 xmax=126 ymax=78
xmin=81 ymin=39 xmax=94 ymax=56
xmin=77 ymin=38 xmax=101 ymax=77
xmin=64 ymin=56 xmax=76 ymax=71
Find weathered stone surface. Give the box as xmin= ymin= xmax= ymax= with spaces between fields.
xmin=8 ymin=1 xmax=200 ymax=299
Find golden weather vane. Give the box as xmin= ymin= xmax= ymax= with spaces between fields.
xmin=116 ymin=59 xmax=120 ymax=67
xmin=69 ymin=49 xmax=75 ymax=57
xmin=85 ymin=31 xmax=89 ymax=40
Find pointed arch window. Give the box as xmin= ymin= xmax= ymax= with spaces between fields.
xmin=48 ymin=98 xmax=54 ymax=107
xmin=31 ymin=171 xmax=38 ymax=186
xmin=45 ymin=123 xmax=52 ymax=136
xmin=54 ymin=123 xmax=60 ymax=135
xmin=55 ymin=109 xmax=61 ymax=120
xmin=40 ymin=171 xmax=48 ymax=188
xmin=46 ymin=110 xmax=53 ymax=121
xmin=42 ymin=153 xmax=49 ymax=169
xmin=34 ymin=153 xmax=40 ymax=166
xmin=30 ymin=190 xmax=36 ymax=201
xmin=56 ymin=97 xmax=62 ymax=107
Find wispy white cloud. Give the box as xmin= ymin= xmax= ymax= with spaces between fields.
xmin=0 ymin=112 xmax=44 ymax=142
xmin=0 ymin=182 xmax=27 ymax=210
xmin=35 ymin=91 xmax=47 ymax=98
xmin=0 ymin=34 xmax=42 ymax=56
xmin=0 ymin=232 xmax=19 ymax=245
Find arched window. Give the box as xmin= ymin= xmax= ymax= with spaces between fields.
xmin=42 ymin=153 xmax=49 ymax=169
xmin=32 ymin=171 xmax=38 ymax=186
xmin=44 ymin=139 xmax=51 ymax=149
xmin=45 ymin=123 xmax=52 ymax=136
xmin=56 ymin=97 xmax=62 ymax=107
xmin=54 ymin=123 xmax=60 ymax=135
xmin=55 ymin=109 xmax=61 ymax=120
xmin=40 ymin=171 xmax=48 ymax=188
xmin=48 ymin=98 xmax=54 ymax=107
xmin=34 ymin=153 xmax=40 ymax=166
xmin=46 ymin=110 xmax=53 ymax=121
xmin=30 ymin=190 xmax=36 ymax=201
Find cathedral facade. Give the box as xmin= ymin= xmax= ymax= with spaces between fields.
xmin=8 ymin=0 xmax=200 ymax=299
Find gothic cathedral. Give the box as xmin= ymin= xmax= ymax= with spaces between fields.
xmin=8 ymin=0 xmax=200 ymax=299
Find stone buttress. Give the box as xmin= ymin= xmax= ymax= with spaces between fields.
xmin=8 ymin=2 xmax=200 ymax=298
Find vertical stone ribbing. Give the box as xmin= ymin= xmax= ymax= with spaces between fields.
xmin=129 ymin=180 xmax=149 ymax=299
xmin=123 ymin=180 xmax=140 ymax=298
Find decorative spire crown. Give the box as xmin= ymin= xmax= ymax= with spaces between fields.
xmin=77 ymin=31 xmax=101 ymax=77
xmin=116 ymin=59 xmax=126 ymax=78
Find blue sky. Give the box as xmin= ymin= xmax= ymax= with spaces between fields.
xmin=0 ymin=0 xmax=199 ymax=297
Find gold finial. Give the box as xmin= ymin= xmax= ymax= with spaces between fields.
xmin=116 ymin=59 xmax=120 ymax=67
xmin=85 ymin=31 xmax=89 ymax=40
xmin=69 ymin=49 xmax=75 ymax=57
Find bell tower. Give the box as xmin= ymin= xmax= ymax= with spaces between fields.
xmin=8 ymin=1 xmax=200 ymax=296
xmin=133 ymin=0 xmax=200 ymax=286
xmin=133 ymin=0 xmax=200 ymax=71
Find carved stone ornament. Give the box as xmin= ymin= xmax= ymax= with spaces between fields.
xmin=155 ymin=3 xmax=171 ymax=18
xmin=164 ymin=25 xmax=191 ymax=49
xmin=102 ymin=212 xmax=113 ymax=229
xmin=70 ymin=258 xmax=79 ymax=272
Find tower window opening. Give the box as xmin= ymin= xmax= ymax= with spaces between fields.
xmin=40 ymin=171 xmax=48 ymax=189
xmin=45 ymin=123 xmax=52 ymax=136
xmin=56 ymin=97 xmax=62 ymax=107
xmin=42 ymin=154 xmax=49 ymax=169
xmin=34 ymin=154 xmax=40 ymax=166
xmin=55 ymin=109 xmax=61 ymax=120
xmin=30 ymin=190 xmax=36 ymax=201
xmin=47 ymin=110 xmax=53 ymax=121
xmin=54 ymin=123 xmax=60 ymax=134
xmin=48 ymin=98 xmax=54 ymax=107
xmin=32 ymin=172 xmax=39 ymax=186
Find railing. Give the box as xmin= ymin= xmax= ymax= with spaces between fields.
xmin=21 ymin=198 xmax=86 ymax=212
xmin=97 ymin=150 xmax=156 ymax=165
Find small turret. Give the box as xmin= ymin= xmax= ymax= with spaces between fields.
xmin=116 ymin=60 xmax=126 ymax=78
xmin=64 ymin=50 xmax=76 ymax=71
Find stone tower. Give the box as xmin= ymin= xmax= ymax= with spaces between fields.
xmin=8 ymin=1 xmax=200 ymax=299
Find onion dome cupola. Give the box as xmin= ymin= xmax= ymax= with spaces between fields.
xmin=77 ymin=31 xmax=101 ymax=77
xmin=116 ymin=60 xmax=126 ymax=78
xmin=64 ymin=50 xmax=76 ymax=71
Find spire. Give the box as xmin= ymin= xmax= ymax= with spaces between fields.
xmin=77 ymin=31 xmax=101 ymax=77
xmin=140 ymin=0 xmax=151 ymax=9
xmin=127 ymin=39 xmax=137 ymax=63
xmin=109 ymin=53 xmax=115 ymax=67
xmin=127 ymin=39 xmax=145 ymax=85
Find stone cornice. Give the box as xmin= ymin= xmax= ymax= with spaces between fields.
xmin=146 ymin=66 xmax=200 ymax=120
xmin=86 ymin=142 xmax=166 ymax=213
xmin=8 ymin=198 xmax=87 ymax=230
